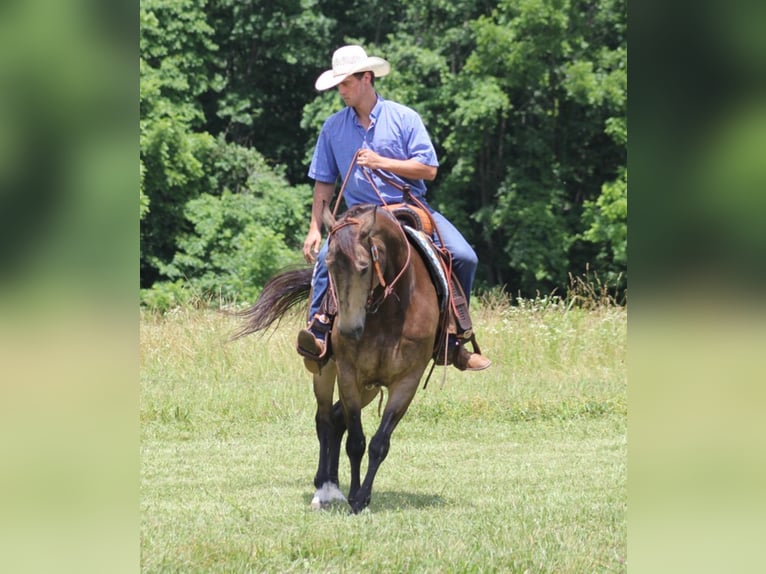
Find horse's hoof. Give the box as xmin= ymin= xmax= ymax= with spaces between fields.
xmin=310 ymin=482 xmax=347 ymax=510
xmin=349 ymin=496 xmax=371 ymax=514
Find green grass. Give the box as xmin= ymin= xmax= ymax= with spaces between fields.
xmin=141 ymin=298 xmax=626 ymax=572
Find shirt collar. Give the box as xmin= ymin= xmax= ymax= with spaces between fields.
xmin=352 ymin=94 xmax=384 ymax=128
xmin=370 ymin=95 xmax=384 ymax=121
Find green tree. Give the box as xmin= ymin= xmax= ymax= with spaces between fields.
xmin=204 ymin=0 xmax=334 ymax=182
xmin=151 ymin=154 xmax=312 ymax=303
xmin=581 ymin=166 xmax=627 ymax=278
xmin=434 ymin=0 xmax=627 ymax=293
xmin=140 ymin=0 xmax=317 ymax=300
xmin=140 ymin=0 xmax=627 ymax=301
xmin=139 ymin=0 xmax=221 ymax=286
xmin=301 ymin=0 xmax=626 ymax=295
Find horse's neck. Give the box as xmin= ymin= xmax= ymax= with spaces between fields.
xmin=380 ymin=222 xmax=413 ymax=294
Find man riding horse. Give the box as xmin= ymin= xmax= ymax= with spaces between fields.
xmin=297 ymin=45 xmax=491 ymax=374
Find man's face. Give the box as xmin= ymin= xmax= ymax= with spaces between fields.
xmin=337 ymin=74 xmax=366 ymax=107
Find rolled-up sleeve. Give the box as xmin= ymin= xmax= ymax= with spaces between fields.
xmin=308 ymin=123 xmax=339 ymax=184
xmin=405 ymin=114 xmax=439 ymax=168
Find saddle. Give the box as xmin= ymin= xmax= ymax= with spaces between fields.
xmin=381 ymin=204 xmax=483 ymax=366
xmin=383 ymin=203 xmax=435 ymax=236
xmin=305 ymin=156 xmax=485 ymax=372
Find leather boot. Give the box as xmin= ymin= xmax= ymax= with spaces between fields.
xmin=297 ymin=329 xmax=326 ymax=374
xmin=297 ymin=314 xmax=331 ymax=374
xmin=454 ymin=343 xmax=491 ymax=371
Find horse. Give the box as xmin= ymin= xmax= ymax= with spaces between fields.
xmin=234 ymin=203 xmax=440 ymax=513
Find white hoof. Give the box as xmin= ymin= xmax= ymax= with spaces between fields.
xmin=310 ymin=482 xmax=347 ymax=510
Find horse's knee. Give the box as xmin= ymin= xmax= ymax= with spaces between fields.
xmin=331 ymin=401 xmax=346 ymax=432
xmin=368 ymin=433 xmax=390 ymax=463
xmin=346 ymin=431 xmax=366 ymax=461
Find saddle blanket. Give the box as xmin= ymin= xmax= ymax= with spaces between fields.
xmin=402 ymin=225 xmax=449 ymax=313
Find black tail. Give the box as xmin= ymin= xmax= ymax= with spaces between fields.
xmin=231 ymin=267 xmax=314 ymax=340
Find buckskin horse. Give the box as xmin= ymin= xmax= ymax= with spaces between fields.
xmin=234 ymin=203 xmax=440 ymax=513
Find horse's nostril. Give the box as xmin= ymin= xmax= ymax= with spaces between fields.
xmin=341 ymin=325 xmax=364 ymax=341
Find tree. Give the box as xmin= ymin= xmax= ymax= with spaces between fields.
xmin=204 ymin=0 xmax=334 ymax=183
xmin=432 ymin=0 xmax=627 ymax=293
xmin=152 ymin=143 xmax=312 ymax=302
xmin=140 ymin=0 xmax=221 ymax=286
xmin=139 ymin=0 xmax=627 ymax=302
xmin=581 ymin=166 xmax=627 ymax=281
xmin=140 ymin=0 xmax=315 ymax=298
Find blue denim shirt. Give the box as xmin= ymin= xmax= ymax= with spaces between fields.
xmin=308 ymin=96 xmax=439 ymax=206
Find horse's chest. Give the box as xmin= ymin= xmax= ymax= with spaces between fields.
xmin=345 ymin=342 xmax=414 ymax=383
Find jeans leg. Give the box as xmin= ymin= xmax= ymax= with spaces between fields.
xmin=429 ymin=211 xmax=478 ymax=305
xmin=308 ymin=240 xmax=330 ymax=321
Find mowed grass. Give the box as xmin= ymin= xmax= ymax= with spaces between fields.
xmin=140 ymin=297 xmax=626 ymax=573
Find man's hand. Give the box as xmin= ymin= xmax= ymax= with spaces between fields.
xmin=356 ymin=149 xmax=437 ymax=181
xmin=303 ymin=228 xmax=322 ymax=263
xmin=357 ymin=148 xmax=383 ymax=170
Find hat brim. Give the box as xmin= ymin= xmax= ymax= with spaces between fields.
xmin=314 ymin=57 xmax=390 ymax=91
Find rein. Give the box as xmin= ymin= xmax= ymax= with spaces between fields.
xmin=361 ymin=164 xmax=456 ymax=388
xmin=330 ymin=149 xmax=454 ymax=387
xmin=331 ymin=150 xmax=444 ymax=249
xmin=332 ymin=149 xmax=361 ymax=218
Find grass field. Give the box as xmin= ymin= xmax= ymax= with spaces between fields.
xmin=140 ymin=295 xmax=626 ymax=572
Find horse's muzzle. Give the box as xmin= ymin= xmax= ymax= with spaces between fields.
xmin=339 ymin=325 xmax=364 ymax=341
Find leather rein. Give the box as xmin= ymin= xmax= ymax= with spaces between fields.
xmin=330 ymin=149 xmax=455 ymax=387
xmin=333 ymin=151 xmax=446 ymax=248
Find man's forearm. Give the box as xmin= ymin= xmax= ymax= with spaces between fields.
xmin=378 ymin=157 xmax=437 ymax=181
xmin=311 ymin=182 xmax=336 ymax=232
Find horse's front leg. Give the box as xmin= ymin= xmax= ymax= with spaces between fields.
xmin=344 ymin=399 xmax=366 ymax=507
xmin=310 ymin=361 xmax=347 ymax=509
xmin=350 ymin=375 xmax=420 ymax=514
xmin=341 ymin=384 xmax=381 ymax=511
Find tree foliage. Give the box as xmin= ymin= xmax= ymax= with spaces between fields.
xmin=434 ymin=0 xmax=627 ymax=293
xmin=140 ymin=0 xmax=219 ymax=286
xmin=140 ymin=0 xmax=627 ymax=306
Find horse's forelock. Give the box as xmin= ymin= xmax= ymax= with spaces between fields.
xmin=330 ymin=204 xmax=401 ymax=266
xmin=332 ymin=205 xmax=373 ymax=256
xmin=332 ymin=226 xmax=357 ymax=264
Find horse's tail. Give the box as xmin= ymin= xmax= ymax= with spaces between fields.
xmin=230 ymin=267 xmax=313 ymax=340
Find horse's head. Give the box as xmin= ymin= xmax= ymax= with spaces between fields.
xmin=325 ymin=205 xmax=393 ymax=341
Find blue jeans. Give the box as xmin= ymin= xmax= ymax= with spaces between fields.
xmin=307 ymin=209 xmax=478 ymax=322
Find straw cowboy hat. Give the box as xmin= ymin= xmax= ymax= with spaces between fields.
xmin=315 ymin=45 xmax=390 ymax=91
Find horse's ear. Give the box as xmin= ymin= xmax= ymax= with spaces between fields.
xmin=359 ymin=206 xmax=376 ymax=239
xmin=321 ymin=201 xmax=336 ymax=232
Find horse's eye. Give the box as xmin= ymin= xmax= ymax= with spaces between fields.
xmin=358 ymin=264 xmax=369 ymax=275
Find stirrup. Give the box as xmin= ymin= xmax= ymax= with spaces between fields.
xmin=297 ymin=315 xmax=332 ymax=373
xmin=441 ymin=332 xmax=490 ymax=371
xmin=454 ymin=343 xmax=491 ymax=371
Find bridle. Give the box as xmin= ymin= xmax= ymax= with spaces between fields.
xmin=328 ymin=149 xmax=455 ymax=386
xmin=327 ymin=207 xmax=411 ymax=314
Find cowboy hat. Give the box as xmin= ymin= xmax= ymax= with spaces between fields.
xmin=314 ymin=45 xmax=390 ymax=91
